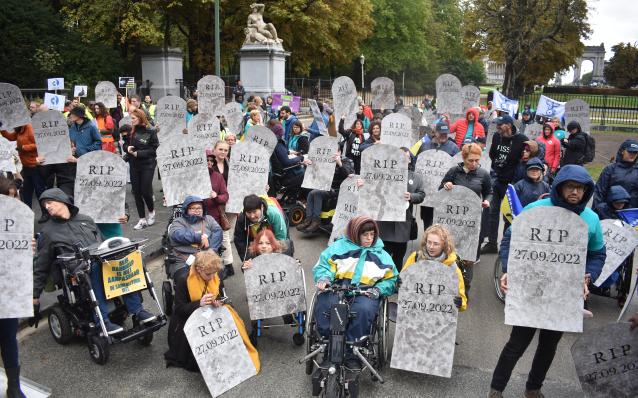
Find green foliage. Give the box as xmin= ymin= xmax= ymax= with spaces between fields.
xmin=604 ymin=43 xmax=638 ymax=89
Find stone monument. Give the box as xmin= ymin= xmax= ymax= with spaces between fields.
xmin=239 ymin=3 xmax=289 ymax=98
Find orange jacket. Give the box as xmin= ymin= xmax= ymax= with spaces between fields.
xmin=1 ymin=124 xmax=38 ymax=167
xmin=450 ymin=108 xmax=485 ymax=148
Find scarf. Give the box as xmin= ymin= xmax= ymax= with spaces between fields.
xmin=351 ymin=126 xmax=364 ymax=138
xmin=187 ymin=265 xmax=220 ymax=303
xmin=288 ymin=135 xmax=301 ymax=151
xmin=419 ymin=250 xmax=447 ymax=263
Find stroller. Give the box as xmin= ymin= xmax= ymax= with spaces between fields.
xmin=47 ymin=237 xmax=166 ymax=364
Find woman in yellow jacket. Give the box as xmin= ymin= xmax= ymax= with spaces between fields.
xmin=403 ymin=224 xmax=467 ymax=311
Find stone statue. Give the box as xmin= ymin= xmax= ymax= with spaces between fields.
xmin=244 ymin=3 xmax=283 ymax=45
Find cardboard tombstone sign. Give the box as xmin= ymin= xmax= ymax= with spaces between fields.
xmin=74 ymin=151 xmax=127 ymax=223
xmin=244 ymin=253 xmax=306 ymax=320
xmin=0 ymin=137 xmax=16 ymax=173
xmin=618 ymin=277 xmax=638 ymax=323
xmin=414 ymin=150 xmax=453 ymax=206
xmin=32 ymin=110 xmax=72 ymax=165
xmin=225 ymin=141 xmax=270 ymax=213
xmin=451 ymin=151 xmax=463 ymax=165
xmin=571 ymin=322 xmax=638 ymax=397
xmin=524 ymin=123 xmax=544 ymax=140
xmin=244 ymin=125 xmax=277 ymax=155
xmin=461 ymin=85 xmax=480 ymax=112
xmin=480 ymin=148 xmax=492 ymax=172
xmin=421 ymin=109 xmax=437 ymax=129
xmin=157 ymin=135 xmax=211 ymax=207
xmin=301 ymin=136 xmax=338 ymax=191
xmin=188 ymin=113 xmax=221 ymax=149
xmin=184 ymin=306 xmax=257 ymax=397
xmin=94 ymin=81 xmax=118 ymax=109
xmin=357 ymin=144 xmax=408 ymax=221
xmin=505 ymin=207 xmax=588 ymax=332
xmin=332 ymin=76 xmax=359 ymax=130
xmin=223 ymin=102 xmax=244 ymax=135
xmin=329 ymin=176 xmax=360 ymax=244
xmin=432 ymin=186 xmax=483 ymax=262
xmin=594 ymin=220 xmax=638 ymax=287
xmin=435 ymin=74 xmax=463 ymax=115
xmin=371 ymin=77 xmax=395 ymax=110
xmin=197 ymin=75 xmax=226 ymax=117
xmin=155 ymin=96 xmax=187 ymax=139
xmin=398 ymin=106 xmax=422 ymax=136
xmin=0 ymin=196 xmax=35 ymax=318
xmin=391 ymin=260 xmax=459 ymax=377
xmin=308 ymin=99 xmax=328 ymax=136
xmin=0 ymin=83 xmax=30 ymax=130
xmin=565 ymin=99 xmax=591 ymax=134
xmin=381 ymin=113 xmax=415 ymax=149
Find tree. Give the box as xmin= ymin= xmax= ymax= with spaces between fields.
xmin=604 ymin=43 xmax=638 ymax=89
xmin=462 ymin=0 xmax=590 ymax=97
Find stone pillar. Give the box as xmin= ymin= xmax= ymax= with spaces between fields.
xmin=239 ymin=44 xmax=290 ymax=99
xmin=141 ymin=47 xmax=184 ymax=99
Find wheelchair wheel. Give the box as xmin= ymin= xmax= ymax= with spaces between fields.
xmin=375 ymin=299 xmax=389 ymax=370
xmin=88 ymin=335 xmax=110 ymax=365
xmin=494 ymin=257 xmax=506 ymax=303
xmin=162 ymin=281 xmax=173 ymax=316
xmin=288 ymin=203 xmax=305 ymax=226
xmin=323 ymin=373 xmax=342 ymax=398
xmin=305 ymin=292 xmax=318 ymax=375
xmin=249 ymin=322 xmax=259 ymax=349
xmin=49 ymin=306 xmax=73 ymax=345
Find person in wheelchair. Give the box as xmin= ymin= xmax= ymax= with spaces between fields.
xmin=297 ymin=150 xmax=354 ymax=233
xmin=33 ymin=188 xmax=156 ymax=335
xmin=313 ymin=216 xmax=398 ymax=369
xmin=403 ymin=224 xmax=467 ymax=311
xmin=164 ymin=250 xmax=259 ymax=372
xmin=167 ymin=195 xmax=223 ymax=278
xmin=268 ymin=120 xmax=311 ymax=200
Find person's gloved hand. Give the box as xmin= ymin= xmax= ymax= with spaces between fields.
xmin=366 ymin=287 xmax=381 ymax=300
xmin=396 ymin=276 xmax=403 ymax=289
xmin=453 ymin=296 xmax=462 ymax=309
xmin=28 ymin=303 xmax=41 ymax=328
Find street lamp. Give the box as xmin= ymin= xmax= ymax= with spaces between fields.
xmin=360 ymin=54 xmax=365 ymax=89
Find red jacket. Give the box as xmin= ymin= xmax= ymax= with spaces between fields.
xmin=536 ymin=123 xmax=561 ymax=172
xmin=1 ymin=124 xmax=38 ymax=167
xmin=450 ymin=108 xmax=485 ymax=148
xmin=203 ymin=169 xmax=229 ymax=224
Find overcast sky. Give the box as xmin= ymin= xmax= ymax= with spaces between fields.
xmin=587 ymin=0 xmax=637 ymax=59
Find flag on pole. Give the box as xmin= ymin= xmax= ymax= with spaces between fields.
xmin=492 ymin=90 xmax=519 ymax=116
xmin=536 ymin=95 xmax=566 ymax=119
xmin=618 ymin=208 xmax=638 ymax=231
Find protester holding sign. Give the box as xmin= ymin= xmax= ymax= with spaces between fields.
xmin=280 ymin=106 xmax=298 ymax=143
xmin=593 ymin=139 xmax=638 ymax=210
xmin=91 ymin=102 xmax=116 ymax=153
xmin=244 ymin=109 xmax=263 ymax=138
xmin=269 ymin=121 xmax=310 ymax=197
xmin=489 ymin=165 xmax=606 ymax=398
xmin=359 ymin=121 xmax=381 ymax=152
xmin=1 ymin=123 xmax=45 ymax=208
xmin=165 ymin=250 xmax=259 ymax=372
xmin=338 ymin=116 xmax=365 ymax=174
xmin=450 ymin=108 xmax=485 ymax=149
xmin=234 ymin=194 xmax=289 ymax=262
xmin=594 ymin=185 xmax=631 ymax=221
xmin=68 ymin=106 xmax=101 ymax=157
xmin=418 ymin=122 xmax=459 ymax=156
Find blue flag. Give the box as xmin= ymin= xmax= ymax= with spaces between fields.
xmin=618 ymin=208 xmax=638 ymax=230
xmin=506 ymin=184 xmax=523 ymax=217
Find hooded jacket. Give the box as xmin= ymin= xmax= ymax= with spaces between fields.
xmin=512 ymin=140 xmax=543 ymax=183
xmin=513 ymin=158 xmax=551 ymax=207
xmin=451 ymin=108 xmax=486 ymax=148
xmin=34 ymin=188 xmax=102 ymax=298
xmin=594 ymin=185 xmax=631 ymax=220
xmin=233 ymin=197 xmax=288 ymax=261
xmin=69 ymin=119 xmax=102 ymax=157
xmin=561 ymin=121 xmax=587 ymax=166
xmin=593 ymin=139 xmax=638 ymax=209
xmin=536 ymin=123 xmax=561 ymax=172
xmin=168 ymin=195 xmax=223 ymax=258
xmin=489 ymin=128 xmax=528 ymax=183
xmin=499 ymin=165 xmax=606 ymax=283
xmin=422 ymin=137 xmax=460 ymax=157
xmin=1 ymin=124 xmax=38 ymax=167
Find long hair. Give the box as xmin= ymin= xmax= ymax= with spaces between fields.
xmin=421 ymin=224 xmax=455 ymax=258
xmin=93 ymin=102 xmax=108 ymax=118
xmin=130 ymin=108 xmax=149 ymax=129
xmin=248 ymin=229 xmax=282 ymax=255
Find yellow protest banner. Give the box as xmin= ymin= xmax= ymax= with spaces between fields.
xmin=102 ymin=251 xmax=147 ymax=299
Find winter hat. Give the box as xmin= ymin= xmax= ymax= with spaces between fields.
xmin=525 ymin=157 xmax=544 ymax=171
xmin=347 ymin=215 xmax=379 ymax=246
xmin=496 ymin=115 xmax=515 ymax=126
xmin=269 ymin=123 xmax=284 ymax=138
xmin=608 ymin=185 xmax=631 ymax=204
xmin=623 ymin=140 xmax=638 ymax=152
xmin=566 ymin=121 xmax=581 ymax=132
xmin=69 ymin=106 xmax=86 ymax=118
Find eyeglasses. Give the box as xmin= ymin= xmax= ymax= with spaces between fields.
xmin=563 ymin=183 xmax=585 ymax=193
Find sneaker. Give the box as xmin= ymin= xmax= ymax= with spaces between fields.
xmin=296 ymin=217 xmax=313 ymax=231
xmin=103 ymin=320 xmax=124 ymax=335
xmin=480 ymin=242 xmax=498 ymax=254
xmin=304 ymin=218 xmax=322 ymax=233
xmin=147 ymin=211 xmax=156 ymax=226
xmin=487 ymin=389 xmax=503 ymax=398
xmin=136 ymin=309 xmax=157 ymax=324
xmin=133 ymin=218 xmax=148 ymax=230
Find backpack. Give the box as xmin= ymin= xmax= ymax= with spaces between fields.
xmin=583 ymin=133 xmax=596 ymax=163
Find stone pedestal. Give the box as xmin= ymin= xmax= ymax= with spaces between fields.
xmin=141 ymin=47 xmax=184 ymax=99
xmin=240 ymin=44 xmax=289 ymax=98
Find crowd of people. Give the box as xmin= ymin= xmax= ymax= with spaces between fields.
xmin=1 ymin=85 xmax=637 ymax=398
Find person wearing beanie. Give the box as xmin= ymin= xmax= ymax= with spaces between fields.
xmin=594 ymin=185 xmax=631 ymax=221
xmin=561 ymin=121 xmax=587 ymax=166
xmin=513 ymin=158 xmax=550 ymax=207
xmin=593 ymin=139 xmax=638 ymax=209
xmin=68 ymin=106 xmax=102 ymax=157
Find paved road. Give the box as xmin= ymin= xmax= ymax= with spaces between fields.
xmin=17 ymin=221 xmax=625 ymax=398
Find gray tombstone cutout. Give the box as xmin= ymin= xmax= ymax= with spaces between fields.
xmin=414 ymin=150 xmax=453 ymax=206
xmin=226 ymin=141 xmax=270 ymax=213
xmin=432 ymin=186 xmax=482 ymax=262
xmin=224 ymin=102 xmax=244 ymax=135
xmin=422 ymin=109 xmax=437 ymax=129
xmin=94 ymin=81 xmax=118 ymax=109
xmin=0 ymin=196 xmax=34 ymax=318
xmin=565 ymin=99 xmax=591 ymax=134
xmin=74 ymin=151 xmax=127 ymax=223
xmin=571 ymin=322 xmax=638 ymax=397
xmin=435 ymin=74 xmax=463 ymax=115
xmin=618 ymin=278 xmax=638 ymax=323
xmin=391 ymin=260 xmax=459 ymax=377
xmin=308 ymin=99 xmax=328 ymax=135
xmin=371 ymin=77 xmax=395 ymax=110
xmin=155 ymin=96 xmax=187 ymax=140
xmin=524 ymin=123 xmax=544 ymax=140
xmin=505 ymin=206 xmax=588 ymax=332
xmin=119 ymin=115 xmax=132 ymax=127
xmin=332 ymin=76 xmax=359 ymax=129
xmin=184 ymin=306 xmax=257 ymax=397
xmin=302 ymin=136 xmax=338 ymax=191
xmin=329 ymin=176 xmax=360 ymax=244
xmin=198 ymin=75 xmax=226 ymax=117
xmin=398 ymin=107 xmax=422 ymax=136
xmin=461 ymin=85 xmax=480 ymax=112
xmin=187 ymin=113 xmax=221 ymax=150
xmin=380 ymin=113 xmax=414 ymax=149
xmin=480 ymin=148 xmax=492 ymax=172
xmin=357 ymin=144 xmax=408 ymax=221
xmin=157 ymin=136 xmax=211 ymax=207
xmin=0 ymin=137 xmax=16 ymax=173
xmin=32 ymin=110 xmax=72 ymax=165
xmin=451 ymin=151 xmax=463 ymax=165
xmin=244 ymin=125 xmax=277 ymax=155
xmin=244 ymin=253 xmax=306 ymax=320
xmin=0 ymin=83 xmax=30 ymax=130
xmin=594 ymin=220 xmax=638 ymax=287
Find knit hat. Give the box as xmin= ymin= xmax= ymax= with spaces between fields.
xmin=270 ymin=123 xmax=284 ymax=138
xmin=347 ymin=215 xmax=378 ymax=246
xmin=69 ymin=106 xmax=86 ymax=118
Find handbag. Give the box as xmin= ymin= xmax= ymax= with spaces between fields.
xmin=217 ymin=204 xmax=231 ymax=231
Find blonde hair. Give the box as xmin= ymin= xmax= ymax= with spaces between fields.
xmin=214 ymin=140 xmax=229 ymax=150
xmin=461 ymin=143 xmax=483 ymax=159
xmin=421 ymin=224 xmax=455 ymax=257
xmin=193 ymin=250 xmax=223 ymax=274
xmin=249 ymin=109 xmax=261 ymax=121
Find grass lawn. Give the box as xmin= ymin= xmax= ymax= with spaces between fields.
xmin=585 ymin=163 xmax=605 ymax=181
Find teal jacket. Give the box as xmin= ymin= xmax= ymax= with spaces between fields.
xmin=313 ymin=237 xmax=398 ymax=297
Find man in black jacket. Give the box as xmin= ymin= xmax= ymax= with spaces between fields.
xmin=482 ymin=115 xmax=527 ymax=253
xmin=561 ymin=121 xmax=587 ymax=166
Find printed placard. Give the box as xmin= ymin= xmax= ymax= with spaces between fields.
xmin=244 ymin=125 xmax=277 ymax=155
xmin=332 ymin=76 xmax=359 ymax=130
xmin=414 ymin=150 xmax=453 ymax=206
xmin=43 ymin=93 xmax=65 ymax=112
xmin=0 ymin=137 xmax=16 ymax=173
xmin=47 ymin=78 xmax=64 ymax=91
xmin=435 ymin=74 xmax=462 ymax=115
xmin=224 ymin=102 xmax=244 ymax=135
xmin=381 ymin=113 xmax=415 ymax=149
xmin=308 ymin=99 xmax=327 ymax=135
xmin=594 ymin=220 xmax=638 ymax=287
xmin=564 ymin=99 xmax=591 ymax=134
xmin=188 ymin=113 xmax=221 ymax=149
xmin=101 ymin=251 xmax=147 ymax=299
xmin=95 ymin=81 xmax=118 ymax=109
xmin=74 ymin=85 xmax=88 ymax=98
xmin=155 ymin=96 xmax=187 ymax=140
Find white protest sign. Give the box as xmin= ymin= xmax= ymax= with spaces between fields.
xmin=564 ymin=99 xmax=591 ymax=134
xmin=329 ymin=176 xmax=360 ymax=244
xmin=244 ymin=125 xmax=277 ymax=155
xmin=188 ymin=113 xmax=221 ymax=150
xmin=414 ymin=150 xmax=453 ymax=206
xmin=73 ymin=85 xmax=88 ymax=98
xmin=435 ymin=74 xmax=462 ymax=115
xmin=223 ymin=102 xmax=244 ymax=135
xmin=198 ymin=75 xmax=226 ymax=117
xmin=155 ymin=96 xmax=187 ymax=140
xmin=536 ymin=95 xmax=565 ymax=119
xmin=381 ymin=113 xmax=415 ymax=149
xmin=308 ymin=99 xmax=328 ymax=135
xmin=371 ymin=77 xmax=395 ymax=110
xmin=43 ymin=93 xmax=65 ymax=112
xmin=47 ymin=78 xmax=64 ymax=91
xmin=332 ymin=76 xmax=359 ymax=130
